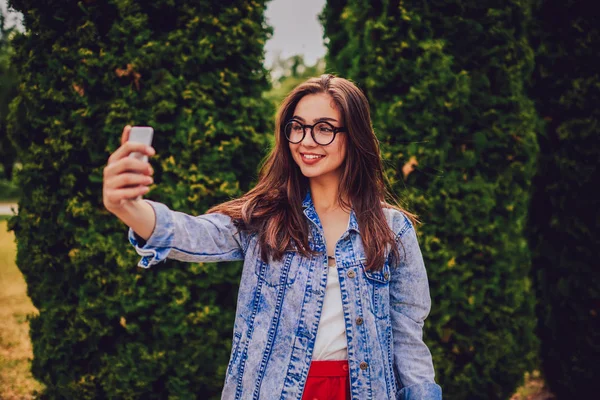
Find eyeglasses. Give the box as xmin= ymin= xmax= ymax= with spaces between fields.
xmin=284 ymin=119 xmax=347 ymax=146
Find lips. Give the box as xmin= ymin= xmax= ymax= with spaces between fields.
xmin=300 ymin=152 xmax=325 ymax=165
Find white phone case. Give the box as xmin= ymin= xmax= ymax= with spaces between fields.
xmin=127 ymin=126 xmax=154 ymax=200
xmin=128 ymin=126 xmax=154 ymax=163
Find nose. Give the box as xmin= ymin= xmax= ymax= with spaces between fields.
xmin=300 ymin=126 xmax=317 ymax=146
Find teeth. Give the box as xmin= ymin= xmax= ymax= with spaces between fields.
xmin=303 ymin=154 xmax=324 ymax=160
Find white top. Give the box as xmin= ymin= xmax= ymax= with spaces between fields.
xmin=312 ymin=265 xmax=348 ymax=360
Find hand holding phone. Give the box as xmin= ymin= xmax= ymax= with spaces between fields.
xmin=102 ymin=125 xmax=157 ymax=237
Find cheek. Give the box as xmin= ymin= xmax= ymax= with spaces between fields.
xmin=289 ymin=144 xmax=300 ymax=162
xmin=333 ymin=140 xmax=347 ymax=163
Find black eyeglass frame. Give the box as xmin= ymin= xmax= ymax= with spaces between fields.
xmin=284 ymin=119 xmax=348 ymax=146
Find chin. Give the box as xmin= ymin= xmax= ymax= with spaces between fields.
xmin=299 ymin=166 xmax=341 ymax=181
xmin=300 ymin=170 xmax=322 ymax=179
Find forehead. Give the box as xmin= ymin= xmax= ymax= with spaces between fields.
xmin=293 ymin=93 xmax=341 ymax=121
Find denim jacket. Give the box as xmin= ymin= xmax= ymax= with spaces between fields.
xmin=129 ymin=193 xmax=442 ymax=400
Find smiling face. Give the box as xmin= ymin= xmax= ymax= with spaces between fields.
xmin=288 ymin=93 xmax=347 ymax=183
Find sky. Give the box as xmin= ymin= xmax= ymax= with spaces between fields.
xmin=264 ymin=0 xmax=327 ymax=66
xmin=1 ymin=1 xmax=22 ymax=30
xmin=1 ymin=0 xmax=328 ymax=68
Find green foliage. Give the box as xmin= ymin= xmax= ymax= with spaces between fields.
xmin=266 ymin=55 xmax=325 ymax=107
xmin=7 ymin=0 xmax=271 ymax=398
xmin=0 ymin=8 xmax=18 ymax=181
xmin=0 ymin=174 xmax=20 ymax=201
xmin=526 ymin=1 xmax=600 ymax=397
xmin=323 ymin=1 xmax=539 ymax=398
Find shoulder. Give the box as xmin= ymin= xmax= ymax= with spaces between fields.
xmin=382 ymin=204 xmax=415 ymax=238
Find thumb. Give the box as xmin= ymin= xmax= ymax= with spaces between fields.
xmin=121 ymin=125 xmax=132 ymax=146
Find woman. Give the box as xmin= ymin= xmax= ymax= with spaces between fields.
xmin=103 ymin=75 xmax=442 ymax=399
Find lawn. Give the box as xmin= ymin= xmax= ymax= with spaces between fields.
xmin=0 ymin=220 xmax=44 ymax=399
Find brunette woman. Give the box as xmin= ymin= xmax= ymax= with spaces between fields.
xmin=103 ymin=75 xmax=442 ymax=399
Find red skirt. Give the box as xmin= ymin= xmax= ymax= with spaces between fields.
xmin=301 ymin=360 xmax=351 ymax=400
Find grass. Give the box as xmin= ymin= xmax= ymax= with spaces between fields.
xmin=510 ymin=370 xmax=555 ymax=400
xmin=0 ymin=220 xmax=44 ymax=399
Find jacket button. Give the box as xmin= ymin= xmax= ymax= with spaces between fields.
xmin=347 ymin=270 xmax=356 ymax=278
xmin=356 ymin=317 xmax=363 ymax=325
xmin=360 ymin=362 xmax=368 ymax=370
xmin=384 ymin=272 xmax=390 ymax=280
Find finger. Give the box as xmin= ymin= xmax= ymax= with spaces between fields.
xmin=108 ymin=141 xmax=155 ymax=165
xmin=104 ymin=157 xmax=152 ymax=178
xmin=121 ymin=125 xmax=132 ymax=146
xmin=106 ymin=173 xmax=153 ymax=191
xmin=119 ymin=157 xmax=154 ymax=174
xmin=107 ymin=186 xmax=151 ymax=204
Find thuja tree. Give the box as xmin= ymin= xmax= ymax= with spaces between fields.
xmin=527 ymin=0 xmax=600 ymax=397
xmin=322 ymin=1 xmax=539 ymax=398
xmin=7 ymin=0 xmax=271 ymax=398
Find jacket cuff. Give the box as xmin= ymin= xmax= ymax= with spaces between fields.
xmin=127 ymin=200 xmax=174 ymax=268
xmin=398 ymin=382 xmax=442 ymax=400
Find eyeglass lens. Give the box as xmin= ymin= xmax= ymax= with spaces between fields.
xmin=285 ymin=121 xmax=335 ymax=145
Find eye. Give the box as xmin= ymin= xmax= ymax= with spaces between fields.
xmin=316 ymin=123 xmax=334 ymax=134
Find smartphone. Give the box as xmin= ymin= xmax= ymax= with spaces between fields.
xmin=128 ymin=126 xmax=154 ymax=163
xmin=127 ymin=126 xmax=154 ymax=200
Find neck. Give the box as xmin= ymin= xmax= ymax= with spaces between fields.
xmin=309 ymin=175 xmax=348 ymax=212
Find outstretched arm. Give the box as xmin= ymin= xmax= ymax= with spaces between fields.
xmin=128 ymin=200 xmax=248 ymax=268
xmin=103 ymin=126 xmax=247 ymax=268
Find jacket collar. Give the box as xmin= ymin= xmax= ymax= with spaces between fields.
xmin=302 ymin=191 xmax=360 ymax=234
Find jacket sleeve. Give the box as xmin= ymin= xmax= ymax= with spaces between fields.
xmin=128 ymin=200 xmax=248 ymax=268
xmin=389 ymin=216 xmax=442 ymax=400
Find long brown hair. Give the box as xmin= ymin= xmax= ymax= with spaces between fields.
xmin=208 ymin=74 xmax=416 ymax=270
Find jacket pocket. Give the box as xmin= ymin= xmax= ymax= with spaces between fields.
xmin=361 ymin=261 xmax=391 ymax=319
xmin=254 ymin=252 xmax=300 ymax=288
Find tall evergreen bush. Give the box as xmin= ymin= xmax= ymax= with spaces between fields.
xmin=322 ymin=1 xmax=539 ymax=398
xmin=7 ymin=0 xmax=271 ymax=398
xmin=527 ymin=0 xmax=600 ymax=397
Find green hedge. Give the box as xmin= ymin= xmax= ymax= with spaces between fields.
xmin=526 ymin=0 xmax=600 ymax=397
xmin=7 ymin=0 xmax=271 ymax=398
xmin=322 ymin=1 xmax=539 ymax=398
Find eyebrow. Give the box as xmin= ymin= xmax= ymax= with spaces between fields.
xmin=292 ymin=116 xmax=339 ymax=123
